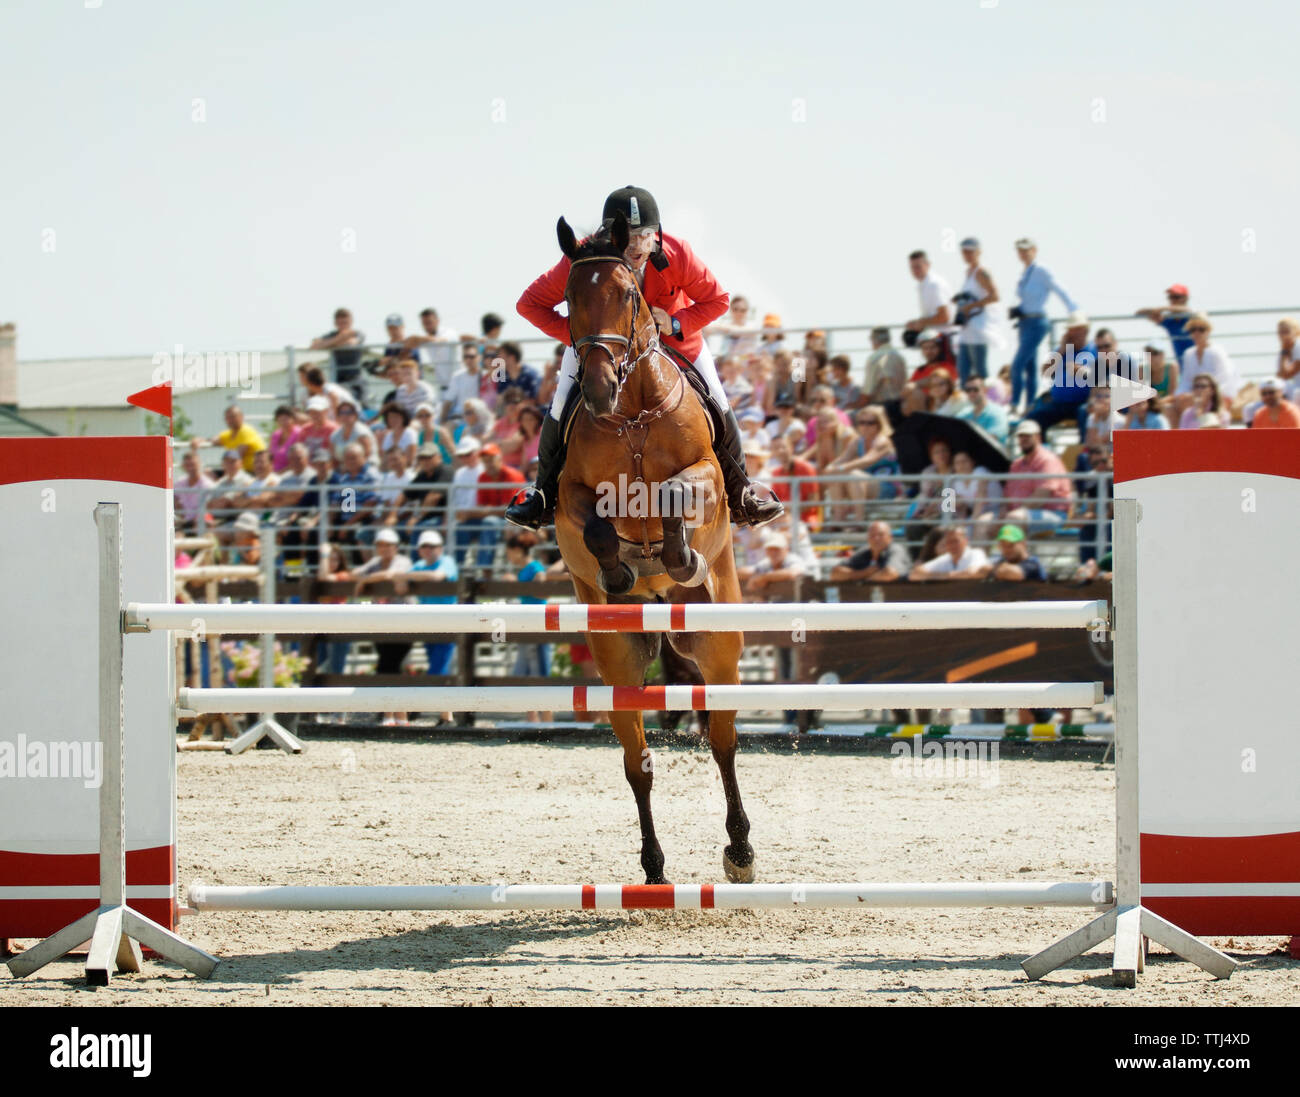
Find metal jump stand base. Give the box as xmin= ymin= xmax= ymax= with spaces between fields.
xmin=1022 ymin=904 xmax=1237 ymax=986
xmin=225 ymin=714 xmax=303 ymax=755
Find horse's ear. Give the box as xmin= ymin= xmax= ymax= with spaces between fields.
xmin=610 ymin=209 xmax=629 ymax=256
xmin=557 ymin=217 xmax=578 ymax=259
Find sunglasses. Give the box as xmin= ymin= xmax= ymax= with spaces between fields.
xmin=1188 ymin=327 xmax=1208 ymax=334
xmin=1193 ymin=381 xmax=1212 ymax=389
xmin=963 ymin=386 xmax=980 ymax=394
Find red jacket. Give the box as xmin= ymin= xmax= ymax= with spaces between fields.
xmin=516 ymin=231 xmax=728 ymax=362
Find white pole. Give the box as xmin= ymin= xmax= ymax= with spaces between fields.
xmin=178 ymin=681 xmax=1103 ymax=715
xmin=127 ymin=599 xmax=1108 ymax=636
xmin=187 ymin=880 xmax=1114 ymax=912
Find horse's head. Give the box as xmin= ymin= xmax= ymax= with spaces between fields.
xmin=558 ymin=212 xmax=655 ymax=419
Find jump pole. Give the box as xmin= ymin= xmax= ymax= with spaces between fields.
xmin=126 ymin=599 xmax=1107 ymax=635
xmin=188 ymin=880 xmax=1113 ymax=912
xmin=177 ymin=681 xmax=1104 ymax=715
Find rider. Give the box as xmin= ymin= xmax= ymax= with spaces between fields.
xmin=505 ymin=184 xmax=784 ymax=530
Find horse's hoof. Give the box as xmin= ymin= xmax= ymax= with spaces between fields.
xmin=723 ymin=850 xmax=755 ymax=883
xmin=665 ymin=549 xmax=708 ymax=588
xmin=598 ymin=562 xmax=636 ymax=595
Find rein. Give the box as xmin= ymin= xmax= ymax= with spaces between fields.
xmin=566 ymin=254 xmax=662 ymax=398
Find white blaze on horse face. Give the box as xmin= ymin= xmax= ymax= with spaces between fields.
xmin=591 ymin=272 xmax=600 ymax=284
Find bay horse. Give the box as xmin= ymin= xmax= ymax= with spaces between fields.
xmin=552 ymin=211 xmax=755 ymax=886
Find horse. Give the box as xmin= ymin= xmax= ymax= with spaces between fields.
xmin=551 ymin=211 xmax=755 ymax=886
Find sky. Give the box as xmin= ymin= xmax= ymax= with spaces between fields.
xmin=3 ymin=0 xmax=1299 ymax=362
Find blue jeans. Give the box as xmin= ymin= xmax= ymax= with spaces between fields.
xmin=513 ymin=642 xmax=551 ymax=678
xmin=1011 ymin=316 xmax=1050 ymax=409
xmin=318 ymin=640 xmax=350 ymax=674
xmin=1025 ymin=393 xmax=1088 ymax=434
xmin=958 ymin=342 xmax=988 ymax=385
xmin=455 ymin=515 xmax=503 ymax=568
xmin=424 ymin=642 xmax=456 ymax=676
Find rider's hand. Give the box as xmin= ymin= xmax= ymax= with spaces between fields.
xmin=651 ymin=307 xmax=674 ymax=336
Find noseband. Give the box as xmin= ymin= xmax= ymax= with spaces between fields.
xmin=566 ymin=255 xmax=660 ymax=397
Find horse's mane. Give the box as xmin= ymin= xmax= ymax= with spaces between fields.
xmin=569 ymin=224 xmax=625 ymax=264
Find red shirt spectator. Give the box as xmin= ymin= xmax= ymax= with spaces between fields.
xmin=476 ymin=444 xmax=526 ymax=508
xmin=1004 ymin=423 xmax=1072 ymax=513
xmin=765 ymin=436 xmax=821 ymax=527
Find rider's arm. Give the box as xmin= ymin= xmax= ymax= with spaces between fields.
xmin=516 ymin=256 xmax=573 ymax=345
xmin=666 ymin=237 xmax=730 ymax=339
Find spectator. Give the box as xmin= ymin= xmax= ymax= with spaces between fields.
xmin=225 ymin=511 xmax=263 ymax=565
xmin=456 ymin=398 xmax=493 ymax=444
xmin=504 ymin=531 xmax=553 ymax=714
xmin=957 ymin=376 xmax=1009 ymax=440
xmin=1082 ymin=388 xmax=1124 ymax=446
xmin=1010 ymin=238 xmax=1077 ymax=413
xmin=990 ymin=524 xmax=1046 ymax=581
xmin=928 ymin=370 xmax=969 ymax=417
xmin=829 ymin=520 xmax=910 ymax=582
xmin=765 ymin=435 xmax=820 ymax=528
xmin=209 ymin=450 xmax=253 ymax=529
xmin=353 ymin=528 xmax=415 ymax=724
xmin=824 ymin=406 xmax=900 ymax=519
xmin=719 ymin=355 xmax=755 ymax=411
xmin=241 ymin=448 xmax=282 ymax=518
xmin=953 ymin=237 xmax=1003 ymax=384
xmin=266 ymin=405 xmax=304 ymax=473
xmin=765 ymin=393 xmax=805 ymax=444
xmin=910 ymin=338 xmax=956 ymax=384
xmin=744 ymin=530 xmax=806 ymax=597
xmin=709 ymin=295 xmax=761 ymax=357
xmin=513 ymin=404 xmax=545 ymax=470
xmin=326 ymin=443 xmax=382 ymax=542
xmin=803 ymin=406 xmax=855 ymax=476
xmin=1143 ymin=346 xmax=1180 ymax=406
xmin=268 ymin=443 xmax=321 ymax=564
xmin=799 ymin=385 xmax=852 ymax=449
xmin=829 ymin=355 xmax=862 ymax=410
xmin=481 ymin=312 xmax=504 ymax=343
xmin=493 ymin=342 xmax=540 ymax=408
xmin=1022 ymin=312 xmax=1095 ymax=432
xmin=1083 ymin=328 xmax=1134 ymax=435
xmin=376 ymin=313 xmax=410 ymax=372
xmin=994 ymin=420 xmax=1072 ymax=534
xmin=175 ymin=449 xmax=215 ymax=532
xmin=863 ymin=327 xmax=907 ymax=404
xmin=298 ymin=364 xmax=352 ymax=417
xmin=1121 ymin=397 xmax=1170 ymax=430
xmin=309 ymin=307 xmax=365 ymax=398
xmin=1074 ymin=443 xmax=1112 ymax=566
xmin=1276 ymin=317 xmax=1300 ymax=381
xmin=454 ymin=442 xmax=522 ymax=570
xmin=951 ymin=450 xmax=1002 ymax=543
xmin=988 ymin=363 xmax=1013 ymax=405
xmin=212 ymin=404 xmax=266 ymax=473
xmin=412 ymin=402 xmax=440 ymax=449
xmin=315 ymin=543 xmax=353 ymax=674
xmin=764 ymin=351 xmax=798 ymax=413
xmin=1136 ymin=283 xmax=1195 ymax=364
xmin=396 ymin=443 xmax=453 ymax=536
xmin=904 ymin=437 xmax=956 ymax=546
xmin=375 ymin=402 xmax=418 ymax=467
xmin=405 ymin=307 xmax=459 ymax=393
xmin=492 ymin=388 xmax=529 ymax=455
xmin=409 ymin=530 xmax=460 ymax=698
xmin=445 ymin=343 xmax=485 ymax=421
xmin=538 ymin=344 xmax=564 ymax=410
xmin=738 ymin=407 xmax=768 ymax=445
xmin=363 ymin=448 xmax=416 ymax=543
xmin=1178 ymin=374 xmax=1229 ymax=429
xmin=449 ymin=436 xmax=485 ymax=538
xmin=904 ymin=250 xmax=955 ymax=342
xmin=329 ymin=398 xmax=377 ymax=466
xmin=759 ymin=314 xmax=786 ymax=355
xmin=1250 ymin=376 xmax=1300 ymax=428
xmin=1174 ymin=315 xmax=1239 ymax=418
xmin=391 ymin=360 xmax=438 ymax=421
xmin=908 ymin=525 xmax=991 ymax=581
xmin=299 ymin=394 xmax=337 ymax=454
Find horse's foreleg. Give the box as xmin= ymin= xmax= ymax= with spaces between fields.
xmin=659 ymin=463 xmax=716 ymax=587
xmin=692 ymin=628 xmax=755 ymax=883
xmin=582 ymin=510 xmax=636 ymax=595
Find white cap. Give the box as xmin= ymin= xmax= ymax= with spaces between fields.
xmin=375 ymin=529 xmax=400 ymax=544
xmin=1064 ymin=310 xmax=1089 ymax=328
xmin=1259 ymin=376 xmax=1283 ymax=391
xmin=1014 ymin=419 xmax=1042 ymax=435
xmin=306 ymin=395 xmax=330 ymax=412
xmin=418 ymin=530 xmax=444 ymax=547
xmin=760 ymin=530 xmax=788 ymax=551
xmin=232 ymin=512 xmax=260 ymax=533
xmin=455 ymin=437 xmax=481 ymax=455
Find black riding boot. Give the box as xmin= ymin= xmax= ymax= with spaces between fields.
xmin=714 ymin=404 xmax=785 ymax=528
xmin=505 ymin=400 xmax=571 ymax=529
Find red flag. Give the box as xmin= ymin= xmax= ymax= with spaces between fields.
xmin=127 ymin=382 xmax=173 ymax=421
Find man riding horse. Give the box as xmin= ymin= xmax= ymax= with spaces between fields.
xmin=507 ymin=184 xmax=783 ymax=531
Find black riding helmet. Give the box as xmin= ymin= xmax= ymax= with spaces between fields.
xmin=601 ymin=185 xmax=668 ymax=270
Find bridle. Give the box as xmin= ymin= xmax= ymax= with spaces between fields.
xmin=566 ymin=255 xmax=661 ymax=401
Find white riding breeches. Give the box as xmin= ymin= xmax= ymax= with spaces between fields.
xmin=548 ymin=341 xmax=729 ymax=420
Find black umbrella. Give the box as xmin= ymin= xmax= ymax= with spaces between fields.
xmin=881 ymin=403 xmax=1011 ymax=475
